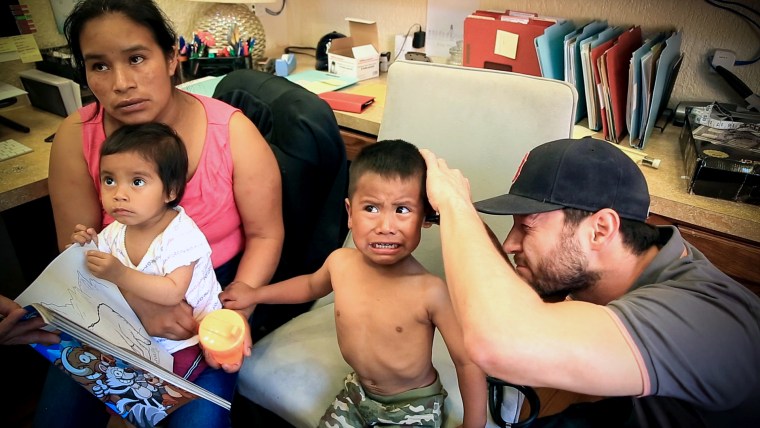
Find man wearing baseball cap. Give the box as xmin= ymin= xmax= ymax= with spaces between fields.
xmin=420 ymin=137 xmax=760 ymax=427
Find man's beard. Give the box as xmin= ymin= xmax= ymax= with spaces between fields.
xmin=529 ymin=229 xmax=601 ymax=301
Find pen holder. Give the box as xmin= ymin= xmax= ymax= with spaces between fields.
xmin=199 ymin=309 xmax=246 ymax=365
xmin=184 ymin=56 xmax=249 ymax=80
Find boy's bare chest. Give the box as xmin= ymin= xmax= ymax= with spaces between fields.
xmin=333 ymin=278 xmax=431 ymax=335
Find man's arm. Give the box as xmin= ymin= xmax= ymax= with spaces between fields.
xmin=420 ymin=149 xmax=643 ymax=397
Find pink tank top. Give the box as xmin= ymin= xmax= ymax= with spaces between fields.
xmin=81 ymin=93 xmax=244 ymax=268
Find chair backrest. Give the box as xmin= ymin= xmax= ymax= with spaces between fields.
xmin=213 ymin=69 xmax=349 ymax=335
xmin=348 ymin=60 xmax=577 ymax=278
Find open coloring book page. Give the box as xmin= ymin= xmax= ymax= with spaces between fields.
xmin=16 ymin=243 xmax=173 ymax=370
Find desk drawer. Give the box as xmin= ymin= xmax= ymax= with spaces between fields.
xmin=648 ymin=214 xmax=760 ymax=296
xmin=339 ymin=128 xmax=377 ymax=161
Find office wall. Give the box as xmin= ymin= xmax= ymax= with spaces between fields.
xmin=3 ymin=0 xmax=756 ymax=108
xmin=0 ymin=0 xmax=204 ymax=88
xmin=265 ymin=0 xmax=758 ymax=107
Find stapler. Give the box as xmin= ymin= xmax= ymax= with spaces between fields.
xmin=405 ymin=51 xmax=431 ymax=62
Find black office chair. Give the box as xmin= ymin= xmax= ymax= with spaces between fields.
xmin=488 ymin=376 xmax=540 ymax=427
xmin=213 ymin=68 xmax=349 ymax=339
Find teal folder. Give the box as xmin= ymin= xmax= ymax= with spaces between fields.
xmin=626 ymin=32 xmax=667 ymax=145
xmin=534 ymin=20 xmax=576 ymax=80
xmin=569 ymin=20 xmax=608 ymax=123
xmin=639 ymin=32 xmax=683 ymax=149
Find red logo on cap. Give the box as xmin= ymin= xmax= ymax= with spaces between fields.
xmin=512 ymin=152 xmax=529 ymax=183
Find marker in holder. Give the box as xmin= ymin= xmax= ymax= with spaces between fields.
xmin=199 ymin=309 xmax=246 ymax=365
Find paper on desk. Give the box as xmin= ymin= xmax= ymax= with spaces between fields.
xmin=286 ymin=70 xmax=357 ymax=94
xmin=0 ymin=82 xmax=27 ymax=102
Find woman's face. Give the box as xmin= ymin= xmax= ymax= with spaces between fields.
xmin=79 ymin=13 xmax=177 ymax=125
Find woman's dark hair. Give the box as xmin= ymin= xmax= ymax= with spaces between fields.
xmin=64 ymin=0 xmax=179 ymax=117
xmin=563 ymin=207 xmax=660 ymax=255
xmin=101 ymin=122 xmax=188 ymax=207
xmin=348 ymin=139 xmax=432 ymax=214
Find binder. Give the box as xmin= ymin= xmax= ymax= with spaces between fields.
xmin=534 ymin=20 xmax=576 ymax=80
xmin=602 ymin=26 xmax=643 ymax=143
xmin=318 ymin=92 xmax=375 ymax=113
xmin=463 ymin=10 xmax=554 ymax=76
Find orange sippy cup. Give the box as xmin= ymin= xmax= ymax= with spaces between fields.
xmin=199 ymin=309 xmax=246 ymax=365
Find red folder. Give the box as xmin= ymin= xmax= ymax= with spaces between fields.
xmin=463 ymin=10 xmax=553 ymax=76
xmin=604 ymin=26 xmax=643 ymax=143
xmin=318 ymin=92 xmax=375 ymax=113
xmin=591 ymin=38 xmax=615 ymax=138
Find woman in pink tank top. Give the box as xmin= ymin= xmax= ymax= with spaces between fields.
xmin=41 ymin=1 xmax=283 ymax=427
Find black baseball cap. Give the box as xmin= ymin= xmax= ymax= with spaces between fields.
xmin=474 ymin=137 xmax=650 ymax=222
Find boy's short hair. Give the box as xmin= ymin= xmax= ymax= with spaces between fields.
xmin=100 ymin=122 xmax=188 ymax=207
xmin=348 ymin=139 xmax=431 ymax=213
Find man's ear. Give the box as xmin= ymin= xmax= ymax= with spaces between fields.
xmin=345 ymin=198 xmax=352 ymax=230
xmin=588 ymin=208 xmax=620 ymax=249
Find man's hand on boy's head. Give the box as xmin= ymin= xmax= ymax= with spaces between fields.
xmin=69 ymin=224 xmax=99 ymax=248
xmin=419 ymin=149 xmax=472 ymax=212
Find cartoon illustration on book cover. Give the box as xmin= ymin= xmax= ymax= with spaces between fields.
xmin=31 ymin=338 xmax=196 ymax=427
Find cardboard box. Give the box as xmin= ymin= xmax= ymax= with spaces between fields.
xmin=327 ymin=18 xmax=379 ymax=81
xmin=680 ymin=114 xmax=760 ymax=206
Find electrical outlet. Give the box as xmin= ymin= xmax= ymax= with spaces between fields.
xmin=710 ymin=49 xmax=735 ymax=72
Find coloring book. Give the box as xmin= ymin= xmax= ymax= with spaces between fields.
xmin=15 ymin=244 xmax=230 ymax=427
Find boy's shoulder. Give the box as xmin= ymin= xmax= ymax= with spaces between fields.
xmin=329 ymin=246 xmax=356 ymax=258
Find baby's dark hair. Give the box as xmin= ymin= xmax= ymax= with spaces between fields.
xmin=100 ymin=123 xmax=187 ymax=207
xmin=348 ymin=139 xmax=431 ymax=213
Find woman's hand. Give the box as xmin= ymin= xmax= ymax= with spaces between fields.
xmin=124 ymin=294 xmax=198 ymax=340
xmin=202 ymin=309 xmax=252 ymax=373
xmin=0 ymin=295 xmax=60 ymax=346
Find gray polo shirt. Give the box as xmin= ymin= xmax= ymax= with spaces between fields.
xmin=607 ymin=226 xmax=760 ymax=427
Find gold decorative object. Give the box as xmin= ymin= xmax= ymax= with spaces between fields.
xmin=190 ymin=1 xmax=273 ymax=61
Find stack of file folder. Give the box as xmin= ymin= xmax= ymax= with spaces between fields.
xmin=547 ymin=20 xmax=683 ymax=149
xmin=462 ymin=9 xmax=684 ymax=149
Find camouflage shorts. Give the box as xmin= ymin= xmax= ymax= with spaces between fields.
xmin=318 ymin=371 xmax=447 ymax=427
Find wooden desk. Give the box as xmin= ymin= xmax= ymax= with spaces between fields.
xmin=291 ymin=57 xmax=385 ymax=160
xmin=0 ymin=105 xmax=61 ymax=212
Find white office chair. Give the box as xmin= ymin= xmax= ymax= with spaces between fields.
xmin=236 ymin=60 xmax=577 ymax=427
